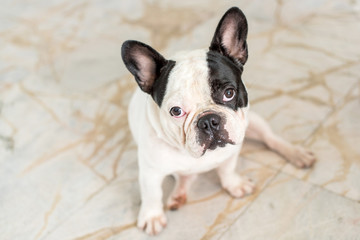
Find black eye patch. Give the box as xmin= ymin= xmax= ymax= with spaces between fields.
xmin=206 ymin=51 xmax=248 ymax=110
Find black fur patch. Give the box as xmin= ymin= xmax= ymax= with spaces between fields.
xmin=206 ymin=50 xmax=248 ymax=110
xmin=152 ymin=60 xmax=176 ymax=106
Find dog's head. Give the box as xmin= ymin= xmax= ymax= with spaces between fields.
xmin=122 ymin=7 xmax=249 ymax=157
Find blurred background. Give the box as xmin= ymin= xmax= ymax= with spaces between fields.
xmin=1 ymin=0 xmax=360 ymax=239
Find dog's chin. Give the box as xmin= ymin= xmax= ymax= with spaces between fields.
xmin=187 ymin=140 xmax=234 ymax=158
xmin=202 ymin=139 xmax=235 ymax=155
xmin=186 ymin=147 xmax=205 ymax=158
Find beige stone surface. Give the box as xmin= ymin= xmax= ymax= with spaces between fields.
xmin=220 ymin=173 xmax=360 ymax=240
xmin=1 ymin=0 xmax=359 ymax=239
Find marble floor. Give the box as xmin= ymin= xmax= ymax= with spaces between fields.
xmin=1 ymin=0 xmax=360 ymax=239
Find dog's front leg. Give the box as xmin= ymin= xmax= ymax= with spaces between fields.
xmin=137 ymin=165 xmax=167 ymax=235
xmin=217 ymin=151 xmax=255 ymax=198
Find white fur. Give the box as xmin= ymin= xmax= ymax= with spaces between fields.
xmin=128 ymin=49 xmax=315 ymax=235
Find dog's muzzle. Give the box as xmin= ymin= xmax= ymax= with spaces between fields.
xmin=196 ymin=113 xmax=232 ymax=153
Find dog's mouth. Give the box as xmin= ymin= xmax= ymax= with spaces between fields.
xmin=209 ymin=139 xmax=227 ymax=150
xmin=201 ymin=138 xmax=234 ymax=156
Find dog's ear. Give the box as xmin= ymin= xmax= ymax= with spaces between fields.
xmin=209 ymin=7 xmax=248 ymax=65
xmin=122 ymin=40 xmax=167 ymax=93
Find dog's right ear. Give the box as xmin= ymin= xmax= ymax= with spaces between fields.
xmin=121 ymin=40 xmax=167 ymax=94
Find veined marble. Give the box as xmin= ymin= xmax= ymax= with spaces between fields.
xmin=1 ymin=0 xmax=359 ymax=239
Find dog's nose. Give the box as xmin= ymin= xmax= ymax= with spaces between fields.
xmin=197 ymin=114 xmax=221 ymax=135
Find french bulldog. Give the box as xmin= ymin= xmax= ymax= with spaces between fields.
xmin=121 ymin=7 xmax=316 ymax=235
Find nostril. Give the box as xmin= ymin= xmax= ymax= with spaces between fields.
xmin=211 ymin=119 xmax=219 ymax=126
xmin=197 ymin=114 xmax=221 ymax=133
xmin=210 ymin=116 xmax=220 ymax=130
xmin=198 ymin=119 xmax=209 ymax=130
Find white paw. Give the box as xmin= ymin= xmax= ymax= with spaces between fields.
xmin=289 ymin=146 xmax=316 ymax=169
xmin=224 ymin=176 xmax=255 ymax=198
xmin=137 ymin=211 xmax=167 ymax=236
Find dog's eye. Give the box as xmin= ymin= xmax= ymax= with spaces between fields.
xmin=223 ymin=88 xmax=236 ymax=102
xmin=170 ymin=107 xmax=185 ymax=118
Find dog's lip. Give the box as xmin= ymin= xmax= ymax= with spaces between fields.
xmin=201 ymin=139 xmax=233 ymax=156
xmin=209 ymin=139 xmax=226 ymax=149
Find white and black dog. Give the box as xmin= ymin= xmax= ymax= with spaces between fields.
xmin=121 ymin=7 xmax=315 ymax=235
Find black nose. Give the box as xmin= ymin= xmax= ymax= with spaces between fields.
xmin=197 ymin=114 xmax=221 ymax=135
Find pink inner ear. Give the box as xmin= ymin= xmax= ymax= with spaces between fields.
xmin=134 ymin=51 xmax=156 ymax=89
xmin=222 ymin=19 xmax=237 ymax=50
xmin=221 ymin=19 xmax=245 ymax=61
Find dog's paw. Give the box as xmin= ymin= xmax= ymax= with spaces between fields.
xmin=137 ymin=212 xmax=167 ymax=235
xmin=167 ymin=192 xmax=187 ymax=211
xmin=289 ymin=146 xmax=316 ymax=169
xmin=224 ymin=176 xmax=255 ymax=198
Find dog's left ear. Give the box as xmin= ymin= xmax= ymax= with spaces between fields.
xmin=210 ymin=7 xmax=248 ymax=65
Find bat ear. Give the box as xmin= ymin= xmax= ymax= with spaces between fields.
xmin=121 ymin=40 xmax=167 ymax=93
xmin=209 ymin=7 xmax=248 ymax=65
